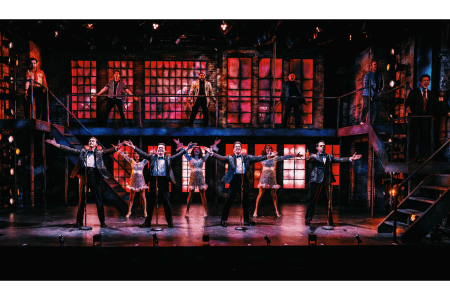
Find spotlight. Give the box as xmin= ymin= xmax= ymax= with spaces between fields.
xmin=355 ymin=234 xmax=362 ymax=245
xmin=16 ymin=149 xmax=20 ymax=155
xmin=390 ymin=48 xmax=395 ymax=55
xmin=85 ymin=23 xmax=94 ymax=30
xmin=202 ymin=234 xmax=210 ymax=246
xmin=153 ymin=23 xmax=159 ymax=30
xmin=389 ymin=189 xmax=396 ymax=196
xmin=10 ymin=168 xmax=14 ymax=175
xmin=8 ymin=136 xmax=13 ymax=143
xmin=5 ymin=108 xmax=14 ymax=116
xmin=221 ymin=21 xmax=227 ymax=31
xmin=313 ymin=32 xmax=317 ymax=39
xmin=389 ymin=80 xmax=400 ymax=88
xmin=59 ymin=235 xmax=65 ymax=246
xmin=55 ymin=31 xmax=59 ymax=37
xmin=9 ymin=197 xmax=14 ymax=205
xmin=93 ymin=234 xmax=102 ymax=246
xmin=152 ymin=233 xmax=159 ymax=246
xmin=308 ymin=233 xmax=317 ymax=246
xmin=349 ymin=34 xmax=352 ymax=41
xmin=387 ymin=64 xmax=390 ymax=71
xmin=410 ymin=214 xmax=416 ymax=222
xmin=263 ymin=235 xmax=271 ymax=246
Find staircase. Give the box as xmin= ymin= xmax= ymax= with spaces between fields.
xmin=50 ymin=124 xmax=129 ymax=216
xmin=377 ymin=174 xmax=450 ymax=243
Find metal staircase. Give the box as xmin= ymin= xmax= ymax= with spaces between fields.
xmin=50 ymin=124 xmax=129 ymax=216
xmin=378 ymin=174 xmax=450 ymax=243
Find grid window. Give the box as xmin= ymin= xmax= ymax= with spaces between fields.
xmin=289 ymin=59 xmax=314 ymax=125
xmin=325 ymin=145 xmax=340 ymax=186
xmin=144 ymin=61 xmax=207 ymax=120
xmin=227 ymin=58 xmax=252 ymax=124
xmin=71 ymin=60 xmax=97 ymax=119
xmin=258 ymin=58 xmax=283 ymax=124
xmin=182 ymin=146 xmax=206 ymax=192
xmin=254 ymin=144 xmax=277 ymax=188
xmin=225 ymin=143 xmax=248 ymax=188
xmin=283 ymin=144 xmax=306 ymax=189
xmin=148 ymin=145 xmax=172 ymax=192
xmin=0 ymin=33 xmax=10 ymax=120
xmin=113 ymin=146 xmax=133 ymax=192
xmin=108 ymin=61 xmax=134 ymax=120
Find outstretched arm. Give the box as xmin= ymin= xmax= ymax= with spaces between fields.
xmin=205 ymin=147 xmax=227 ymax=162
xmin=117 ymin=150 xmax=133 ymax=164
xmin=46 ymin=138 xmax=81 ymax=154
xmin=125 ymin=140 xmax=154 ymax=160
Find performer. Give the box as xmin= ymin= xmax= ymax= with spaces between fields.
xmin=280 ymin=73 xmax=306 ymax=128
xmin=188 ymin=72 xmax=215 ymax=127
xmin=115 ymin=147 xmax=149 ymax=218
xmin=206 ymin=141 xmax=276 ymax=227
xmin=25 ymin=58 xmax=47 ymax=120
xmin=406 ymin=74 xmax=450 ymax=162
xmin=360 ymin=60 xmax=383 ymax=124
xmin=184 ymin=140 xmax=220 ymax=218
xmin=303 ymin=140 xmax=362 ymax=226
xmin=253 ymin=145 xmax=299 ymax=218
xmin=96 ymin=70 xmax=138 ymax=127
xmin=46 ymin=137 xmax=123 ymax=228
xmin=124 ymin=140 xmax=193 ymax=228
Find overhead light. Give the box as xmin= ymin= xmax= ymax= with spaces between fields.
xmin=387 ymin=64 xmax=390 ymax=71
xmin=221 ymin=21 xmax=227 ymax=31
xmin=390 ymin=48 xmax=395 ymax=55
xmin=10 ymin=168 xmax=14 ymax=175
xmin=389 ymin=80 xmax=400 ymax=88
xmin=10 ymin=197 xmax=14 ymax=205
xmin=9 ymin=42 xmax=13 ymax=48
xmin=153 ymin=23 xmax=159 ymax=30
xmin=349 ymin=34 xmax=352 ymax=41
xmin=85 ymin=23 xmax=94 ymax=30
xmin=389 ymin=189 xmax=396 ymax=196
xmin=410 ymin=214 xmax=416 ymax=222
xmin=8 ymin=136 xmax=14 ymax=143
xmin=5 ymin=108 xmax=14 ymax=116
xmin=55 ymin=31 xmax=59 ymax=37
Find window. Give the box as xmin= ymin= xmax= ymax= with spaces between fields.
xmin=71 ymin=60 xmax=97 ymax=119
xmin=144 ymin=61 xmax=207 ymax=120
xmin=325 ymin=145 xmax=340 ymax=186
xmin=148 ymin=145 xmax=172 ymax=192
xmin=113 ymin=145 xmax=133 ymax=192
xmin=289 ymin=59 xmax=314 ymax=125
xmin=224 ymin=143 xmax=248 ymax=188
xmin=258 ymin=58 xmax=283 ymax=124
xmin=182 ymin=146 xmax=206 ymax=192
xmin=108 ymin=61 xmax=134 ymax=120
xmin=0 ymin=33 xmax=11 ymax=120
xmin=254 ymin=144 xmax=277 ymax=188
xmin=227 ymin=58 xmax=252 ymax=124
xmin=283 ymin=144 xmax=306 ymax=189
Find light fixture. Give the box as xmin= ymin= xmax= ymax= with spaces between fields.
xmin=389 ymin=189 xmax=396 ymax=196
xmin=15 ymin=148 xmax=20 ymax=155
xmin=152 ymin=233 xmax=159 ymax=246
xmin=8 ymin=136 xmax=14 ymax=143
xmin=313 ymin=32 xmax=317 ymax=39
xmin=5 ymin=108 xmax=14 ymax=116
xmin=85 ymin=23 xmax=94 ymax=30
xmin=55 ymin=31 xmax=59 ymax=38
xmin=93 ymin=234 xmax=102 ymax=246
xmin=221 ymin=21 xmax=227 ymax=31
xmin=263 ymin=235 xmax=271 ymax=246
xmin=149 ymin=36 xmax=153 ymax=43
xmin=9 ymin=42 xmax=13 ymax=48
xmin=0 ymin=57 xmax=11 ymax=65
xmin=390 ymin=48 xmax=395 ymax=55
xmin=175 ymin=37 xmax=180 ymax=45
xmin=10 ymin=197 xmax=14 ymax=205
xmin=387 ymin=64 xmax=390 ymax=71
xmin=10 ymin=168 xmax=14 ymax=175
xmin=355 ymin=234 xmax=362 ymax=245
xmin=410 ymin=214 xmax=416 ymax=222
xmin=153 ymin=23 xmax=159 ymax=30
xmin=308 ymin=233 xmax=317 ymax=246
xmin=349 ymin=34 xmax=352 ymax=41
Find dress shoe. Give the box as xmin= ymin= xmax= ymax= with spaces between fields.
xmin=305 ymin=220 xmax=311 ymax=226
xmin=220 ymin=220 xmax=227 ymax=227
xmin=244 ymin=220 xmax=256 ymax=226
xmin=168 ymin=222 xmax=174 ymax=228
xmin=100 ymin=222 xmax=107 ymax=228
xmin=140 ymin=221 xmax=150 ymax=228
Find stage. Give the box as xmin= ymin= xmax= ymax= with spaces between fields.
xmin=1 ymin=201 xmax=450 ymax=280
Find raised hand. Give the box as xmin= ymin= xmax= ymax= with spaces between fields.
xmin=187 ymin=142 xmax=197 ymax=150
xmin=296 ymin=152 xmax=304 ymax=158
xmin=268 ymin=151 xmax=278 ymax=158
xmin=149 ymin=149 xmax=155 ymax=155
xmin=123 ymin=140 xmax=132 ymax=147
xmin=173 ymin=139 xmax=184 ymax=150
xmin=204 ymin=147 xmax=213 ymax=154
xmin=111 ymin=140 xmax=124 ymax=149
xmin=352 ymin=152 xmax=362 ymax=160
xmin=45 ymin=138 xmax=59 ymax=147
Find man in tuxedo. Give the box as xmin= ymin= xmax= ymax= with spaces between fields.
xmin=207 ymin=141 xmax=276 ymax=227
xmin=188 ymin=72 xmax=215 ymax=127
xmin=126 ymin=140 xmax=193 ymax=228
xmin=280 ymin=73 xmax=306 ymax=128
xmin=304 ymin=140 xmax=362 ymax=226
xmin=46 ymin=137 xmax=122 ymax=228
xmin=406 ymin=74 xmax=450 ymax=161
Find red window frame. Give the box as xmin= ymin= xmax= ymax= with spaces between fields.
xmin=325 ymin=145 xmax=340 ymax=186
xmin=227 ymin=58 xmax=252 ymax=124
xmin=289 ymin=59 xmax=314 ymax=125
xmin=258 ymin=58 xmax=283 ymax=124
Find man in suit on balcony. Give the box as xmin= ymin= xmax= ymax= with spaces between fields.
xmin=280 ymin=73 xmax=306 ymax=128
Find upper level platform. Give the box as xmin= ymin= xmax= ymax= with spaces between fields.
xmin=0 ymin=119 xmax=51 ymax=132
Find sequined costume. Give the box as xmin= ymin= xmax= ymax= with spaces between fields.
xmin=258 ymin=155 xmax=294 ymax=189
xmin=184 ymin=152 xmax=210 ymax=190
xmin=118 ymin=151 xmax=149 ymax=191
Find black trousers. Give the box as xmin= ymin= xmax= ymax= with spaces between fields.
xmin=305 ymin=181 xmax=333 ymax=224
xmin=77 ymin=168 xmax=105 ymax=224
xmin=281 ymin=98 xmax=302 ymax=128
xmin=103 ymin=97 xmax=126 ymax=126
xmin=25 ymin=87 xmax=47 ymax=120
xmin=221 ymin=174 xmax=250 ymax=222
xmin=409 ymin=117 xmax=433 ymax=160
xmin=189 ymin=97 xmax=208 ymax=126
xmin=144 ymin=176 xmax=173 ymax=225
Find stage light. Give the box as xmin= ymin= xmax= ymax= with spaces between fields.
xmin=8 ymin=136 xmax=13 ymax=143
xmin=355 ymin=234 xmax=362 ymax=245
xmin=263 ymin=235 xmax=271 ymax=246
xmin=388 ymin=139 xmax=392 ymax=143
xmin=10 ymin=197 xmax=14 ymax=205
xmin=389 ymin=189 xmax=396 ymax=196
xmin=410 ymin=214 xmax=416 ymax=222
xmin=0 ymin=57 xmax=11 ymax=65
xmin=15 ymin=148 xmax=20 ymax=155
xmin=55 ymin=31 xmax=59 ymax=38
xmin=202 ymin=234 xmax=210 ymax=246
xmin=389 ymin=80 xmax=396 ymax=88
xmin=10 ymin=168 xmax=14 ymax=175
xmin=349 ymin=34 xmax=352 ymax=41
xmin=308 ymin=233 xmax=317 ymax=246
xmin=390 ymin=48 xmax=395 ymax=55
xmin=59 ymin=235 xmax=65 ymax=246
xmin=5 ymin=108 xmax=14 ymax=116
xmin=85 ymin=23 xmax=94 ymax=30
xmin=152 ymin=233 xmax=159 ymax=246
xmin=153 ymin=23 xmax=159 ymax=30
xmin=387 ymin=64 xmax=390 ymax=71
xmin=93 ymin=234 xmax=102 ymax=246
xmin=175 ymin=38 xmax=180 ymax=45
xmin=0 ymin=133 xmax=2 ymax=140
xmin=221 ymin=21 xmax=227 ymax=31
xmin=9 ymin=42 xmax=13 ymax=49
xmin=313 ymin=32 xmax=317 ymax=39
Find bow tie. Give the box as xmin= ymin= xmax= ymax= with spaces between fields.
xmin=235 ymin=155 xmax=242 ymax=158
xmin=88 ymin=150 xmax=94 ymax=154
xmin=319 ymin=153 xmax=327 ymax=157
xmin=158 ymin=157 xmax=164 ymax=160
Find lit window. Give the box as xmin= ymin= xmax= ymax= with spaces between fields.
xmin=227 ymin=58 xmax=252 ymax=124
xmin=144 ymin=61 xmax=207 ymax=120
xmin=283 ymin=144 xmax=306 ymax=189
xmin=225 ymin=143 xmax=248 ymax=188
xmin=289 ymin=59 xmax=314 ymax=125
xmin=108 ymin=61 xmax=134 ymax=120
xmin=71 ymin=60 xmax=97 ymax=119
xmin=254 ymin=144 xmax=277 ymax=188
xmin=258 ymin=58 xmax=283 ymax=124
xmin=325 ymin=145 xmax=340 ymax=186
xmin=0 ymin=33 xmax=10 ymax=120
xmin=182 ymin=146 xmax=206 ymax=192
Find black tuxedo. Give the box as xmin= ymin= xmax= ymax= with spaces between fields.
xmin=406 ymin=88 xmax=449 ymax=159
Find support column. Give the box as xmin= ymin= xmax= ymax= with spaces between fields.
xmin=368 ymin=141 xmax=374 ymax=210
xmin=42 ymin=132 xmax=47 ymax=213
xmin=271 ymin=38 xmax=277 ymax=128
xmin=349 ymin=140 xmax=356 ymax=204
xmin=30 ymin=132 xmax=34 ymax=207
xmin=65 ymin=157 xmax=68 ymax=206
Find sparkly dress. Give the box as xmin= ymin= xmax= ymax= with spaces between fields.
xmin=118 ymin=151 xmax=149 ymax=191
xmin=258 ymin=155 xmax=294 ymax=189
xmin=184 ymin=152 xmax=210 ymax=190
